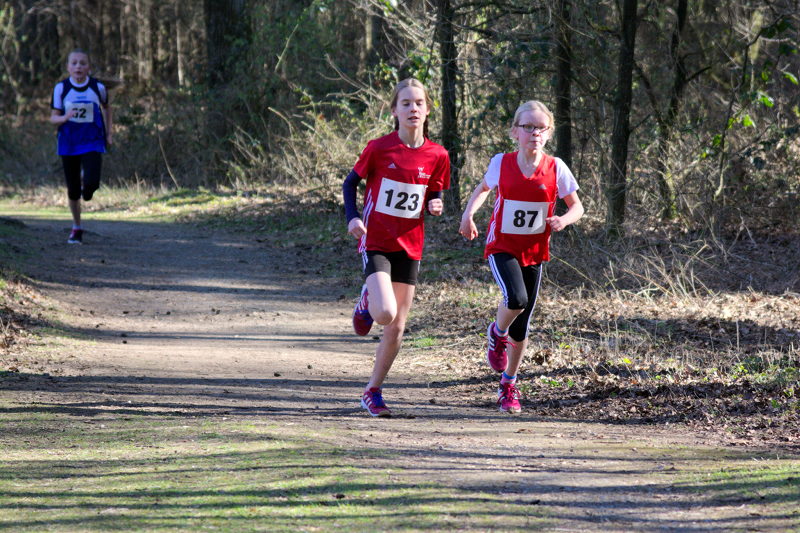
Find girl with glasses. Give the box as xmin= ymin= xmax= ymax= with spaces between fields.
xmin=459 ymin=100 xmax=584 ymax=414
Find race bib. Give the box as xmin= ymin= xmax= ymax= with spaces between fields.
xmin=375 ymin=178 xmax=426 ymax=219
xmin=67 ymin=102 xmax=94 ymax=123
xmin=500 ymin=200 xmax=549 ymax=235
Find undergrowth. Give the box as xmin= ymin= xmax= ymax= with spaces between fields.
xmin=173 ymin=187 xmax=799 ymax=448
xmin=1 ymin=186 xmax=798 ymax=449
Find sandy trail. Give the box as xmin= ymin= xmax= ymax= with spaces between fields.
xmin=3 ymin=214 xmax=792 ymax=531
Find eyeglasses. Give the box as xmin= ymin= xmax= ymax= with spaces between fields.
xmin=515 ymin=124 xmax=550 ymax=134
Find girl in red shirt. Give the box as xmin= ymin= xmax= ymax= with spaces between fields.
xmin=459 ymin=100 xmax=584 ymax=414
xmin=343 ymin=78 xmax=451 ymax=417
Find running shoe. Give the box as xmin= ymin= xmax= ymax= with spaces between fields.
xmin=352 ymin=284 xmax=373 ymax=336
xmin=67 ymin=229 xmax=83 ymax=244
xmin=486 ymin=322 xmax=513 ymax=372
xmin=361 ymin=387 xmax=391 ymax=417
xmin=498 ymin=382 xmax=522 ymax=414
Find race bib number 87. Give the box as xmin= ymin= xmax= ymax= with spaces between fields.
xmin=501 ymin=200 xmax=549 ymax=235
xmin=375 ymin=178 xmax=427 ymax=219
xmin=67 ymin=102 xmax=94 ymax=123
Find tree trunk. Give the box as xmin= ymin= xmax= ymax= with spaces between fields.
xmin=606 ymin=0 xmax=638 ymax=237
xmin=554 ymin=0 xmax=572 ymax=168
xmin=436 ymin=0 xmax=461 ymax=212
xmin=205 ymin=0 xmax=248 ymax=88
xmin=553 ymin=0 xmax=572 ymax=216
xmin=655 ymin=0 xmax=688 ymax=221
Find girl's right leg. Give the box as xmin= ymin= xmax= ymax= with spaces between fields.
xmin=62 ymin=156 xmax=83 ymax=243
xmin=366 ymin=280 xmax=415 ymax=390
xmin=486 ymin=253 xmax=528 ymax=371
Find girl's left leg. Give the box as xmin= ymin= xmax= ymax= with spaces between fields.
xmin=498 ymin=264 xmax=542 ymax=414
xmin=80 ymin=151 xmax=102 ymax=201
xmin=366 ymin=281 xmax=415 ymax=390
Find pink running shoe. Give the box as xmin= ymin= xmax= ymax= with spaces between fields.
xmin=361 ymin=387 xmax=391 ymax=417
xmin=67 ymin=228 xmax=83 ymax=244
xmin=352 ymin=284 xmax=373 ymax=336
xmin=497 ymin=382 xmax=522 ymax=414
xmin=486 ymin=322 xmax=513 ymax=372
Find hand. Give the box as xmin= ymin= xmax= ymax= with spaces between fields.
xmin=106 ymin=133 xmax=113 ymax=146
xmin=459 ymin=216 xmax=478 ymax=240
xmin=348 ymin=217 xmax=367 ymax=239
xmin=65 ymin=108 xmax=77 ymax=120
xmin=427 ymin=198 xmax=443 ymax=216
xmin=546 ymin=216 xmax=567 ymax=232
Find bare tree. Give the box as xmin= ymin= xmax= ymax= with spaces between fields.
xmin=605 ymin=0 xmax=638 ymax=237
xmin=437 ymin=0 xmax=461 ymax=212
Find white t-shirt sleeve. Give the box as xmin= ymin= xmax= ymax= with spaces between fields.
xmin=52 ymin=84 xmax=64 ymax=111
xmin=97 ymin=82 xmax=108 ymax=105
xmin=555 ymin=157 xmax=579 ymax=199
xmin=482 ymin=153 xmax=504 ymax=189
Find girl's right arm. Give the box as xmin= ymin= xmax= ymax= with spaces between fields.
xmin=459 ymin=179 xmax=492 ymax=240
xmin=343 ymin=169 xmax=367 ymax=239
xmin=50 ymin=108 xmax=75 ymax=126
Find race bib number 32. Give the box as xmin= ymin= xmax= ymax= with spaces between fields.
xmin=67 ymin=102 xmax=94 ymax=123
xmin=501 ymin=199 xmax=549 ymax=235
xmin=375 ymin=178 xmax=427 ymax=219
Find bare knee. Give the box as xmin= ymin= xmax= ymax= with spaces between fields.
xmin=372 ymin=308 xmax=396 ymax=325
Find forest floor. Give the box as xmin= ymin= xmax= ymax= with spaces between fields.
xmin=0 ymin=198 xmax=799 ymax=532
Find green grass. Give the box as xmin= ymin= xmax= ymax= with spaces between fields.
xmin=0 ymin=405 xmax=550 ymax=532
xmin=673 ymin=457 xmax=800 ymax=525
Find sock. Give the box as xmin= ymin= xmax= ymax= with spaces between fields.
xmin=72 ymin=224 xmax=81 ymax=230
xmin=494 ymin=323 xmax=509 ymax=337
xmin=501 ymin=372 xmax=516 ymax=385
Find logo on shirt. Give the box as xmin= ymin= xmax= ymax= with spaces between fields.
xmin=388 ymin=163 xmax=397 ymax=169
xmin=417 ymin=167 xmax=431 ymax=181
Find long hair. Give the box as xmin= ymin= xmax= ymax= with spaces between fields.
xmin=390 ymin=78 xmax=432 ymax=139
xmin=509 ymin=100 xmax=555 ymax=139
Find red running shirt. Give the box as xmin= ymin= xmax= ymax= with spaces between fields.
xmin=484 ymin=152 xmax=576 ymax=266
xmin=354 ymin=132 xmax=450 ymax=260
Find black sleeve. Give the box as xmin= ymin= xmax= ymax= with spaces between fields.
xmin=342 ymin=169 xmax=362 ymax=222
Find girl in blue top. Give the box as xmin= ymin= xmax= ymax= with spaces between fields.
xmin=50 ymin=49 xmax=113 ymax=244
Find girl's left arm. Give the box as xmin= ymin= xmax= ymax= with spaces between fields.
xmin=458 ymin=179 xmax=492 ymax=240
xmin=102 ymin=101 xmax=113 ymax=146
xmin=546 ymin=192 xmax=584 ymax=232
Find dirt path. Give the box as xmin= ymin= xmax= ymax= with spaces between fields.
xmin=3 ymin=214 xmax=797 ymax=531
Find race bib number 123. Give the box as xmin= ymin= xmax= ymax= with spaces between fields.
xmin=375 ymin=178 xmax=427 ymax=219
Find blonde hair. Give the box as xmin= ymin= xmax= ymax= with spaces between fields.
xmin=390 ymin=78 xmax=432 ymax=138
xmin=509 ymin=100 xmax=555 ymax=139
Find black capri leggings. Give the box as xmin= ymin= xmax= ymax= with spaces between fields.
xmin=62 ymin=151 xmax=102 ymax=201
xmin=488 ymin=252 xmax=542 ymax=342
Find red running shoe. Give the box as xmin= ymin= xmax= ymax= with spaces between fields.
xmin=361 ymin=387 xmax=391 ymax=417
xmin=352 ymin=284 xmax=373 ymax=336
xmin=486 ymin=322 xmax=513 ymax=372
xmin=498 ymin=382 xmax=522 ymax=414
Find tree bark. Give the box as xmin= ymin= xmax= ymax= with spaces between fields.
xmin=553 ymin=0 xmax=573 ymax=216
xmin=554 ymin=0 xmax=572 ymax=168
xmin=655 ymin=0 xmax=688 ymax=221
xmin=606 ymin=0 xmax=638 ymax=237
xmin=436 ymin=0 xmax=461 ymax=212
xmin=204 ymin=0 xmax=248 ymax=88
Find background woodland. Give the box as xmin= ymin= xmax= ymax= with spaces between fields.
xmin=1 ymin=0 xmax=798 ymax=238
